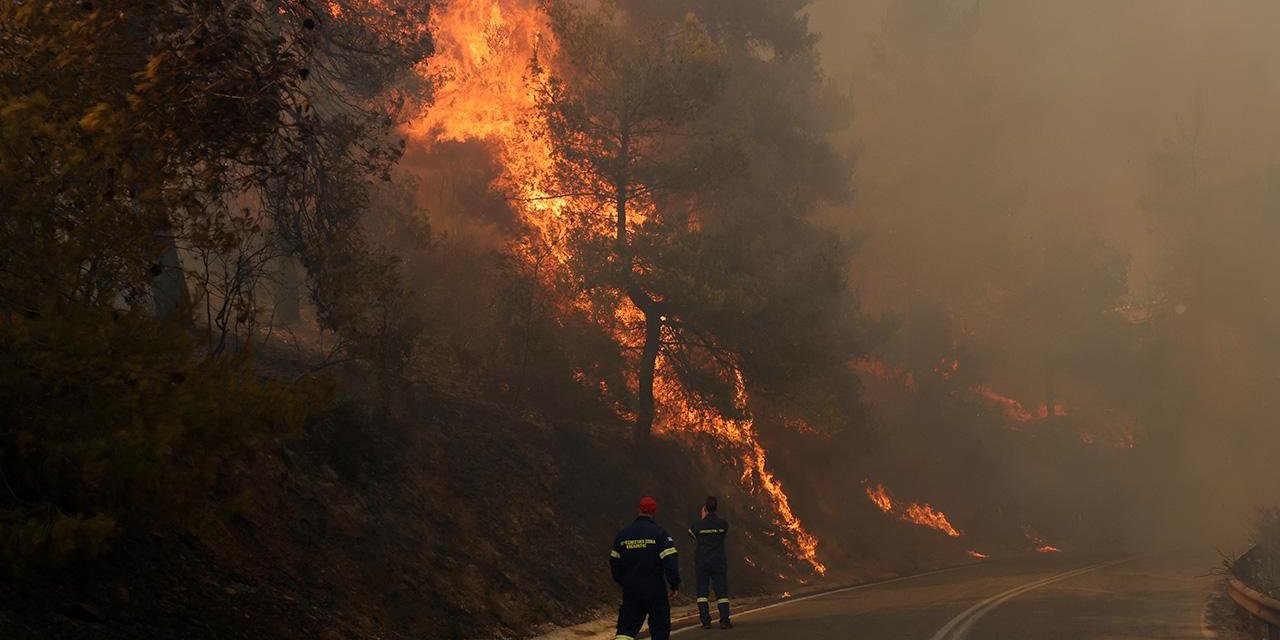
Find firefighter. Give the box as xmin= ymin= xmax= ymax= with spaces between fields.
xmin=688 ymin=495 xmax=732 ymax=629
xmin=610 ymin=496 xmax=680 ymax=640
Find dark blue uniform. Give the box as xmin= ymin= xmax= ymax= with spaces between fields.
xmin=688 ymin=513 xmax=731 ymax=626
xmin=610 ymin=515 xmax=680 ymax=640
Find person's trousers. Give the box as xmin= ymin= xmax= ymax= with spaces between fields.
xmin=615 ymin=592 xmax=670 ymax=640
xmin=695 ymin=568 xmax=730 ymax=625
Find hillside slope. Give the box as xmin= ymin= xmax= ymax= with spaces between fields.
xmin=0 ymin=390 xmax=843 ymax=639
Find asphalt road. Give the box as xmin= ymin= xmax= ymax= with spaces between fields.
xmin=671 ymin=550 xmax=1218 ymax=640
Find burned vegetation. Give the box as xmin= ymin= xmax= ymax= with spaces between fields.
xmin=3 ymin=0 xmax=1280 ymax=638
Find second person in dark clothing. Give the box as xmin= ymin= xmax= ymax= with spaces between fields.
xmin=610 ymin=496 xmax=680 ymax=640
xmin=688 ymin=495 xmax=732 ymax=629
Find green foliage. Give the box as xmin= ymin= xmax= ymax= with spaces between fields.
xmin=0 ymin=0 xmax=306 ymax=309
xmin=0 ymin=305 xmax=329 ymax=571
xmin=0 ymin=511 xmax=118 ymax=575
xmin=534 ymin=0 xmax=875 ymax=434
xmin=0 ymin=0 xmax=433 ymax=360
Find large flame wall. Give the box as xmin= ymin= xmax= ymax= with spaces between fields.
xmin=410 ymin=0 xmax=826 ymax=575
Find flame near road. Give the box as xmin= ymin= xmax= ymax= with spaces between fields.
xmin=865 ymin=482 xmax=962 ymax=537
xmin=656 ymin=366 xmax=826 ymax=574
xmin=1022 ymin=526 xmax=1063 ymax=553
xmin=412 ymin=0 xmax=826 ymax=574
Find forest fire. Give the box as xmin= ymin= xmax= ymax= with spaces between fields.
xmin=975 ymin=386 xmax=1067 ymax=423
xmin=865 ymin=483 xmax=961 ymax=537
xmin=11 ymin=0 xmax=1276 ymax=636
xmin=408 ymin=0 xmax=573 ymax=260
xmin=904 ymin=504 xmax=962 ymax=537
xmin=1023 ymin=526 xmax=1063 ymax=553
xmin=866 ymin=483 xmax=894 ymax=513
xmin=655 ymin=367 xmax=826 ymax=574
xmin=413 ymin=0 xmax=826 ymax=574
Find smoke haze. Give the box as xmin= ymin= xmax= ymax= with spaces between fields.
xmin=807 ymin=0 xmax=1280 ymax=547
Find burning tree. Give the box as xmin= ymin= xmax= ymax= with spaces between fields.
xmin=412 ymin=0 xmax=869 ymax=574
xmin=536 ymin=2 xmax=739 ymax=438
xmin=535 ymin=1 xmax=871 ymax=439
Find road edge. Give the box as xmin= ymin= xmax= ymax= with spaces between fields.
xmin=668 ymin=563 xmax=979 ymax=636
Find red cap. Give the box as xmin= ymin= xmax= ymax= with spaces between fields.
xmin=638 ymin=496 xmax=658 ymax=515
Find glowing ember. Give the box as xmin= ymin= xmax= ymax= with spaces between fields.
xmin=784 ymin=416 xmax=824 ymax=437
xmin=968 ymin=550 xmax=990 ymax=559
xmin=934 ymin=358 xmax=960 ymax=380
xmin=975 ymin=386 xmax=1067 ymax=423
xmin=1117 ymin=429 xmax=1138 ymax=449
xmin=781 ymin=591 xmax=792 ymax=598
xmin=975 ymin=386 xmax=1034 ymax=422
xmin=865 ymin=482 xmax=961 ymax=537
xmin=1022 ymin=526 xmax=1063 ymax=553
xmin=853 ymin=358 xmax=896 ymax=380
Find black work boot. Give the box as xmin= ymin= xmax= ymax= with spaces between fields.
xmin=698 ymin=598 xmax=712 ymax=628
xmin=718 ymin=600 xmax=732 ymax=628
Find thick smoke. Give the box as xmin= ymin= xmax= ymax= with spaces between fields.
xmin=808 ymin=0 xmax=1280 ymax=548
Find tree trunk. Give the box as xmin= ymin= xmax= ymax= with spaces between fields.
xmin=274 ymin=255 xmax=301 ymax=325
xmin=635 ymin=309 xmax=662 ymax=440
xmin=1044 ymin=361 xmax=1056 ymax=424
xmin=150 ymin=228 xmax=189 ymax=320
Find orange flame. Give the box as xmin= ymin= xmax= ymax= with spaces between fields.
xmin=413 ymin=0 xmax=826 ymax=574
xmin=903 ymin=503 xmax=961 ymax=537
xmin=967 ymin=550 xmax=990 ymax=559
xmin=410 ymin=0 xmax=573 ymax=260
xmin=1022 ymin=525 xmax=1063 ymax=553
xmin=865 ymin=483 xmax=893 ymax=513
xmin=865 ymin=482 xmax=961 ymax=537
xmin=975 ymin=386 xmax=1034 ymax=422
xmin=656 ymin=366 xmax=826 ymax=574
xmin=975 ymin=386 xmax=1067 ymax=423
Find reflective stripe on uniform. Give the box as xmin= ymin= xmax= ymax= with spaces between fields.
xmin=697 ymin=597 xmax=709 ymax=603
xmin=619 ymin=538 xmax=657 ymax=549
xmin=610 ymin=550 xmax=621 ymax=558
xmin=659 ymin=547 xmax=678 ymax=559
xmin=717 ymin=598 xmax=730 ymax=604
xmin=616 ymin=636 xmax=636 ymax=640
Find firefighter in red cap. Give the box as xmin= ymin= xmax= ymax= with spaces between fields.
xmin=609 ymin=496 xmax=681 ymax=640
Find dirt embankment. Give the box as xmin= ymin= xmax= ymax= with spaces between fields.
xmin=0 ymin=389 xmax=848 ymax=640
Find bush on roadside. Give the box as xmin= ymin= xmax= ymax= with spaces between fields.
xmin=0 ymin=306 xmax=330 ymax=574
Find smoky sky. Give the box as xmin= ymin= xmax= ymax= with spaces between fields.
xmin=811 ymin=0 xmax=1280 ymax=283
xmin=805 ymin=0 xmax=1280 ymax=543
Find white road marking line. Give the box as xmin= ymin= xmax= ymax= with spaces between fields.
xmin=929 ymin=557 xmax=1136 ymax=640
xmin=669 ymin=564 xmax=974 ymax=636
